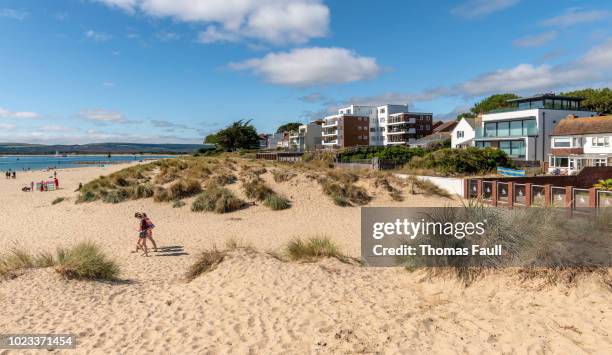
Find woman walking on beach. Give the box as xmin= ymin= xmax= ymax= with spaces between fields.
xmin=134 ymin=212 xmax=149 ymax=257
xmin=142 ymin=212 xmax=158 ymax=252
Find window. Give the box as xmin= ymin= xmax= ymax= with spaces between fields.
xmin=594 ymin=158 xmax=607 ymax=167
xmin=553 ymin=137 xmax=571 ymax=148
xmin=457 ymin=131 xmax=464 ymax=139
xmin=379 ymin=108 xmax=386 ymax=114
xmin=497 ymin=121 xmax=510 ymax=136
xmin=592 ymin=137 xmax=610 ymax=147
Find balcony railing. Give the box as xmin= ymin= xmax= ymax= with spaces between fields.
xmin=475 ymin=126 xmax=538 ymax=138
xmin=387 ymin=118 xmax=415 ymax=125
xmin=486 ymin=104 xmax=592 ymax=114
xmin=322 ymin=120 xmax=338 ymax=128
xmin=322 ymin=129 xmax=338 ymax=136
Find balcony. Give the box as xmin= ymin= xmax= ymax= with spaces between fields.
xmin=475 ymin=126 xmax=538 ymax=139
xmin=322 ymin=129 xmax=338 ymax=137
xmin=387 ymin=128 xmax=416 ymax=135
xmin=322 ymin=139 xmax=338 ymax=145
xmin=322 ymin=120 xmax=338 ymax=128
xmin=387 ymin=117 xmax=415 ymax=125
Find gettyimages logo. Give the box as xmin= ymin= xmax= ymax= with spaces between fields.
xmin=361 ymin=207 xmax=612 ymax=267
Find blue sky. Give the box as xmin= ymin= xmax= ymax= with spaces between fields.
xmin=1 ymin=0 xmax=611 ymax=144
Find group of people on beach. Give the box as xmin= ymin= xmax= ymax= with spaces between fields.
xmin=5 ymin=170 xmax=16 ymax=179
xmin=134 ymin=212 xmax=157 ymax=257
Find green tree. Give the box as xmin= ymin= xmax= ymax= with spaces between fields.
xmin=277 ymin=122 xmax=302 ymax=133
xmin=470 ymin=93 xmax=519 ymax=115
xmin=456 ymin=112 xmax=477 ymax=121
xmin=561 ymin=88 xmax=612 ymax=114
xmin=204 ymin=133 xmax=219 ymax=144
xmin=210 ymin=120 xmax=259 ymax=151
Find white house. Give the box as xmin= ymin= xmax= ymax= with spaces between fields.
xmin=451 ymin=117 xmax=476 ymax=148
xmin=473 ymin=94 xmax=597 ymax=161
xmin=548 ymin=115 xmax=612 ymax=175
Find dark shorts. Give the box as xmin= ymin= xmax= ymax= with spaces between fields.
xmin=139 ymin=231 xmax=147 ymax=239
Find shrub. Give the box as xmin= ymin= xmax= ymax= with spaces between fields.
xmin=186 ymin=249 xmax=226 ymax=281
xmin=408 ymin=177 xmax=451 ymax=198
xmin=208 ymin=173 xmax=237 ymax=186
xmin=242 ymin=178 xmax=273 ymax=201
xmin=0 ymin=248 xmax=33 ymax=278
xmin=153 ymin=186 xmax=171 ymax=202
xmin=168 ymin=179 xmax=202 ymax=200
xmin=126 ymin=183 xmax=154 ymax=200
xmin=408 ymin=147 xmax=514 ymax=176
xmin=272 ymin=170 xmax=296 ymax=183
xmin=286 ymin=237 xmax=343 ymax=262
xmin=55 ymin=242 xmax=120 ymax=280
xmin=191 ymin=187 xmax=244 ymax=213
xmin=263 ymin=193 xmax=291 ymax=210
xmin=103 ymin=189 xmax=129 ymax=204
xmin=52 ymin=197 xmax=65 ymax=205
xmin=337 ymin=146 xmax=426 ymax=164
xmin=319 ymin=177 xmax=371 ymax=207
xmin=172 ymin=200 xmax=186 ymax=208
xmin=593 ymin=179 xmax=612 ymax=191
xmin=77 ymin=190 xmax=99 ymax=203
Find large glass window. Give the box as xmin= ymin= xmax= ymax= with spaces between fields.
xmin=510 ymin=121 xmax=522 ymax=136
xmin=497 ymin=121 xmax=510 ymax=136
xmin=484 ymin=122 xmax=496 ymax=137
xmin=523 ymin=119 xmax=536 ymax=135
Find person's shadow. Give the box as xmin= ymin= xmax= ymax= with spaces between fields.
xmin=155 ymin=245 xmax=188 ymax=257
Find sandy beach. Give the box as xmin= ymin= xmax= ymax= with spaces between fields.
xmin=0 ymin=162 xmax=610 ymax=354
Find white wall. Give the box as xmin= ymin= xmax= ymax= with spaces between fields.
xmin=394 ymin=174 xmax=465 ymax=197
xmin=451 ymin=118 xmax=475 ymax=148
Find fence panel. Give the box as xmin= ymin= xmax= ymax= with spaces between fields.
xmin=468 ymin=179 xmax=479 ymax=199
xmin=573 ymin=189 xmax=590 ymax=208
xmin=482 ymin=181 xmax=493 ymax=201
xmin=514 ymin=183 xmax=526 ymax=205
xmin=497 ymin=182 xmax=509 ymax=204
xmin=531 ymin=185 xmax=546 ymax=206
xmin=598 ymin=191 xmax=612 ymax=208
xmin=551 ymin=187 xmax=566 ymax=207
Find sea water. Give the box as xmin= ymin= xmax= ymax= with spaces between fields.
xmin=0 ymin=155 xmax=173 ymax=172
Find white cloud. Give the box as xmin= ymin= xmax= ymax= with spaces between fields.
xmin=79 ymin=109 xmax=127 ymax=123
xmin=0 ymin=8 xmax=28 ymax=20
xmin=155 ymin=31 xmax=181 ymax=41
xmin=452 ymin=0 xmax=519 ymax=19
xmin=344 ymin=38 xmax=612 ymax=106
xmin=229 ymin=47 xmax=381 ymax=87
xmin=41 ymin=125 xmax=79 ymax=132
xmin=0 ymin=107 xmax=39 ymax=119
xmin=85 ymin=30 xmax=112 ymax=42
xmin=0 ymin=123 xmax=16 ymax=130
xmin=513 ymin=31 xmax=557 ymax=48
xmin=541 ymin=8 xmax=610 ymax=27
xmin=103 ymin=81 xmax=115 ymax=87
xmin=94 ymin=0 xmax=329 ymax=45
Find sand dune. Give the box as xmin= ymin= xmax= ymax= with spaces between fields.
xmin=0 ymin=162 xmax=610 ymax=354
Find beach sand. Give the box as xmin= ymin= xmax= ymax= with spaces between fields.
xmin=0 ymin=163 xmax=610 ymax=354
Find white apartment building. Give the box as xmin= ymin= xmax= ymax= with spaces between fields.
xmin=548 ymin=115 xmax=612 ymax=175
xmin=473 ymin=94 xmax=597 ymax=161
xmin=322 ymin=104 xmax=433 ymax=148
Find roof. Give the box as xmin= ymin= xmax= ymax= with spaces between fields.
xmin=409 ymin=132 xmax=451 ymax=147
xmin=460 ymin=117 xmax=476 ymax=128
xmin=432 ymin=120 xmax=458 ymax=133
xmin=551 ymin=115 xmax=612 ymax=136
xmin=507 ymin=94 xmax=584 ymax=103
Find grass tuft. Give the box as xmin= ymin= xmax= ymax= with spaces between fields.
xmin=52 ymin=197 xmax=66 ymax=205
xmin=186 ymin=249 xmax=225 ymax=281
xmin=55 ymin=242 xmax=120 ymax=281
xmin=263 ymin=193 xmax=291 ymax=210
xmin=286 ymin=237 xmax=343 ymax=262
xmin=191 ymin=187 xmax=244 ymax=213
